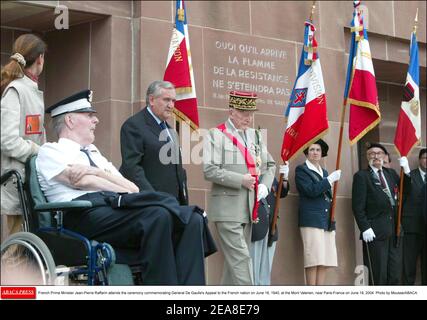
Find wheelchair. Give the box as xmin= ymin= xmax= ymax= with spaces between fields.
xmin=1 ymin=155 xmax=134 ymax=285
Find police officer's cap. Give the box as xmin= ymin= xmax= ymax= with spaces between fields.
xmin=365 ymin=142 xmax=388 ymax=155
xmin=303 ymin=139 xmax=329 ymax=157
xmin=46 ymin=89 xmax=96 ymax=118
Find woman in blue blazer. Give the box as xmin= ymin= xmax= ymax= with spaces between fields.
xmin=295 ymin=139 xmax=342 ymax=285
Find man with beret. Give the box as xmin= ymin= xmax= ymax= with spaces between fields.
xmin=402 ymin=148 xmax=426 ymax=285
xmin=36 ymin=89 xmax=210 ymax=285
xmin=352 ymin=142 xmax=411 ymax=285
xmin=203 ymin=91 xmax=276 ymax=285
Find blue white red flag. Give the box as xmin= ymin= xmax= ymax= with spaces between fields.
xmin=163 ymin=0 xmax=199 ymax=130
xmin=281 ymin=20 xmax=328 ymax=161
xmin=394 ymin=31 xmax=421 ymax=156
xmin=345 ymin=1 xmax=380 ymax=145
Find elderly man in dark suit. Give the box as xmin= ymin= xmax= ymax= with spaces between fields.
xmin=120 ymin=80 xmax=216 ymax=285
xmin=352 ymin=142 xmax=411 ymax=285
xmin=120 ymin=80 xmax=188 ymax=205
xmin=402 ymin=148 xmax=426 ymax=285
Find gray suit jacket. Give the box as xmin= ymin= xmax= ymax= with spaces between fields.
xmin=203 ymin=120 xmax=276 ymax=223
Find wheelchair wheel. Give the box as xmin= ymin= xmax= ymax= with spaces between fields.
xmin=1 ymin=232 xmax=56 ymax=285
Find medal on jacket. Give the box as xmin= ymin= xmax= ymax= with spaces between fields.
xmin=253 ymin=128 xmax=262 ymax=174
xmin=254 ymin=144 xmax=262 ymax=170
xmin=250 ymin=143 xmax=262 ymax=175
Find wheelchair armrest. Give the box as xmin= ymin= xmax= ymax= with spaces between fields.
xmin=34 ymin=200 xmax=93 ymax=211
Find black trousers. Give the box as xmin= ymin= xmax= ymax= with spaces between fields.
xmin=67 ymin=191 xmax=207 ymax=285
xmin=363 ymin=234 xmax=402 ymax=285
xmin=402 ymin=233 xmax=427 ymax=285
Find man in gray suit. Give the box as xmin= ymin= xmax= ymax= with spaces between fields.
xmin=203 ymin=91 xmax=276 ymax=285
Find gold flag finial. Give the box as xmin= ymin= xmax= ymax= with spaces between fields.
xmin=177 ymin=8 xmax=185 ymax=21
xmin=413 ymin=8 xmax=418 ymax=34
xmin=309 ymin=1 xmax=316 ymax=22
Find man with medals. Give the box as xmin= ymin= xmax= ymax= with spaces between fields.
xmin=352 ymin=142 xmax=411 ymax=285
xmin=203 ymin=91 xmax=276 ymax=285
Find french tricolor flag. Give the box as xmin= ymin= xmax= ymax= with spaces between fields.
xmin=345 ymin=1 xmax=380 ymax=145
xmin=281 ymin=20 xmax=329 ymax=161
xmin=394 ymin=31 xmax=421 ymax=157
xmin=164 ymin=0 xmax=199 ymax=130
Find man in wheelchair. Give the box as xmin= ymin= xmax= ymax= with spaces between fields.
xmin=36 ymin=89 xmax=216 ymax=285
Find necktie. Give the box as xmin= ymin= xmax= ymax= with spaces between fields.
xmin=378 ymin=169 xmax=387 ymax=189
xmin=159 ymin=121 xmax=171 ymax=142
xmin=238 ymin=130 xmax=247 ymax=147
xmin=80 ymin=148 xmax=98 ymax=167
xmin=378 ymin=169 xmax=395 ymax=206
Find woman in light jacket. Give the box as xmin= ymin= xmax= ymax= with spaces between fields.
xmin=1 ymin=33 xmax=47 ymax=241
xmin=295 ymin=139 xmax=342 ymax=285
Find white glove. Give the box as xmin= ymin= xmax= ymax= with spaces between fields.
xmin=398 ymin=156 xmax=410 ymax=174
xmin=327 ymin=169 xmax=342 ymax=184
xmin=257 ymin=183 xmax=269 ymax=201
xmin=279 ymin=162 xmax=289 ymax=180
xmin=362 ymin=228 xmax=376 ymax=243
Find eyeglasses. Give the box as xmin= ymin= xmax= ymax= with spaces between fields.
xmin=367 ymin=151 xmax=385 ymax=158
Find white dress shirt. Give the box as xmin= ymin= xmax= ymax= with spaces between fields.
xmin=36 ymin=138 xmax=121 ymax=202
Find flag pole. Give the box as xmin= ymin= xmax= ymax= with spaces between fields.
xmin=395 ymin=8 xmax=418 ymax=243
xmin=309 ymin=0 xmax=316 ymax=22
xmin=413 ymin=7 xmax=418 ymax=33
xmin=270 ymin=1 xmax=317 ymax=239
xmin=329 ymin=2 xmax=362 ymax=230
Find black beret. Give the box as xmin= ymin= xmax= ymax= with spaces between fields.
xmin=365 ymin=142 xmax=388 ymax=155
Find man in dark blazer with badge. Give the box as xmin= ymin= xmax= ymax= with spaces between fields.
xmin=402 ymin=148 xmax=426 ymax=285
xmin=120 ymin=80 xmax=216 ymax=284
xmin=352 ymin=142 xmax=411 ymax=285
